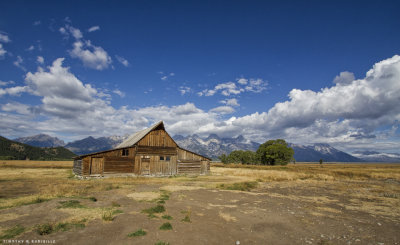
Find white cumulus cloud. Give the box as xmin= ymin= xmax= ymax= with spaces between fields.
xmin=70 ymin=40 xmax=112 ymax=70
xmin=198 ymin=78 xmax=267 ymax=97
xmin=333 ymin=71 xmax=355 ymax=85
xmin=220 ymin=98 xmax=239 ymax=107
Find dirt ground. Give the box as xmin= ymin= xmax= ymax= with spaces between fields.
xmin=0 ymin=162 xmax=399 ymax=245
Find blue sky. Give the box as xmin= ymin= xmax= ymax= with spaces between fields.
xmin=0 ymin=0 xmax=400 ymax=153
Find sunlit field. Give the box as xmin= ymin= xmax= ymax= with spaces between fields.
xmin=1 ymin=161 xmax=399 ymax=244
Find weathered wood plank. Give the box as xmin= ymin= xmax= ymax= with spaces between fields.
xmin=136 ymin=146 xmax=177 ymax=155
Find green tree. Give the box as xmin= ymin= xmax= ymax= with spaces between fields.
xmin=218 ymin=150 xmax=257 ymax=164
xmin=218 ymin=154 xmax=228 ymax=164
xmin=256 ymin=139 xmax=294 ymax=165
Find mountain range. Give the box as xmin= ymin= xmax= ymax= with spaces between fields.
xmin=288 ymin=143 xmax=361 ymax=162
xmin=0 ymin=136 xmax=76 ymax=160
xmin=14 ymin=134 xmax=66 ymax=147
xmin=173 ymin=134 xmax=260 ymax=159
xmin=64 ymin=136 xmax=127 ymax=155
xmin=352 ymin=151 xmax=400 ymax=163
xmin=12 ymin=133 xmax=400 ymax=162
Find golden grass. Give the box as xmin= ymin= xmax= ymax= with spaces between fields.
xmin=1 ymin=160 xmax=399 ymax=224
xmin=0 ymin=160 xmax=73 ymax=169
xmin=212 ymin=163 xmax=400 ymax=181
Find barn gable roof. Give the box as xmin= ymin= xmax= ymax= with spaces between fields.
xmin=116 ymin=120 xmax=165 ymax=148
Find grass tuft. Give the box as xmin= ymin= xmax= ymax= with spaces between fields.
xmin=142 ymin=205 xmax=165 ymax=218
xmin=217 ymin=181 xmax=258 ymax=191
xmin=155 ymin=241 xmax=170 ymax=245
xmin=159 ymin=222 xmax=173 ymax=230
xmin=112 ymin=209 xmax=124 ymax=215
xmin=155 ymin=191 xmax=170 ymax=204
xmin=0 ymin=225 xmax=25 ymax=239
xmin=54 ymin=220 xmax=86 ymax=232
xmin=36 ymin=220 xmax=86 ymax=235
xmin=162 ymin=214 xmax=173 ymax=220
xmin=102 ymin=210 xmax=114 ymax=221
xmin=181 ymin=209 xmax=191 ymax=222
xmin=127 ymin=228 xmax=147 ymax=237
xmin=58 ymin=200 xmax=85 ymax=209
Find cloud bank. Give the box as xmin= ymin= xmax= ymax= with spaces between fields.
xmin=0 ymin=55 xmax=399 ymax=153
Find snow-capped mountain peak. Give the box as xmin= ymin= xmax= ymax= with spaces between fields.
xmin=173 ymin=134 xmax=260 ymax=159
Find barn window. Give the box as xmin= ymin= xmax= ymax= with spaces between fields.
xmin=122 ymin=148 xmax=129 ymax=156
xmin=166 ymin=156 xmax=170 ymax=161
xmin=160 ymin=156 xmax=164 ymax=161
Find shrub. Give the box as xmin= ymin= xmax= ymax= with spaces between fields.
xmin=127 ymin=229 xmax=147 ymax=237
xmin=159 ymin=222 xmax=172 ymax=230
xmin=35 ymin=224 xmax=53 ymax=235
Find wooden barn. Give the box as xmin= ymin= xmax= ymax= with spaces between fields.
xmin=73 ymin=121 xmax=210 ymax=177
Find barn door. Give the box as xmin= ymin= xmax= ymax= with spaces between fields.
xmin=141 ymin=157 xmax=150 ymax=175
xmin=90 ymin=157 xmax=104 ymax=175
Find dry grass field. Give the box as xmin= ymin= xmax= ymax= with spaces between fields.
xmin=1 ymin=160 xmax=399 ymax=244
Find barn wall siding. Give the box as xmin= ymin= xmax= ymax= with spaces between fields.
xmin=104 ymin=156 xmax=134 ymax=173
xmin=137 ymin=129 xmax=177 ymax=147
xmin=177 ymin=148 xmax=209 ymax=175
xmin=135 ymin=154 xmax=177 ymax=176
xmin=79 ymin=147 xmax=136 ymax=176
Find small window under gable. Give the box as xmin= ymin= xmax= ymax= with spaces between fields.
xmin=160 ymin=156 xmax=164 ymax=161
xmin=122 ymin=148 xmax=129 ymax=156
xmin=166 ymin=156 xmax=170 ymax=161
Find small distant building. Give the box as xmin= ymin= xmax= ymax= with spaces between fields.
xmin=73 ymin=121 xmax=210 ymax=177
